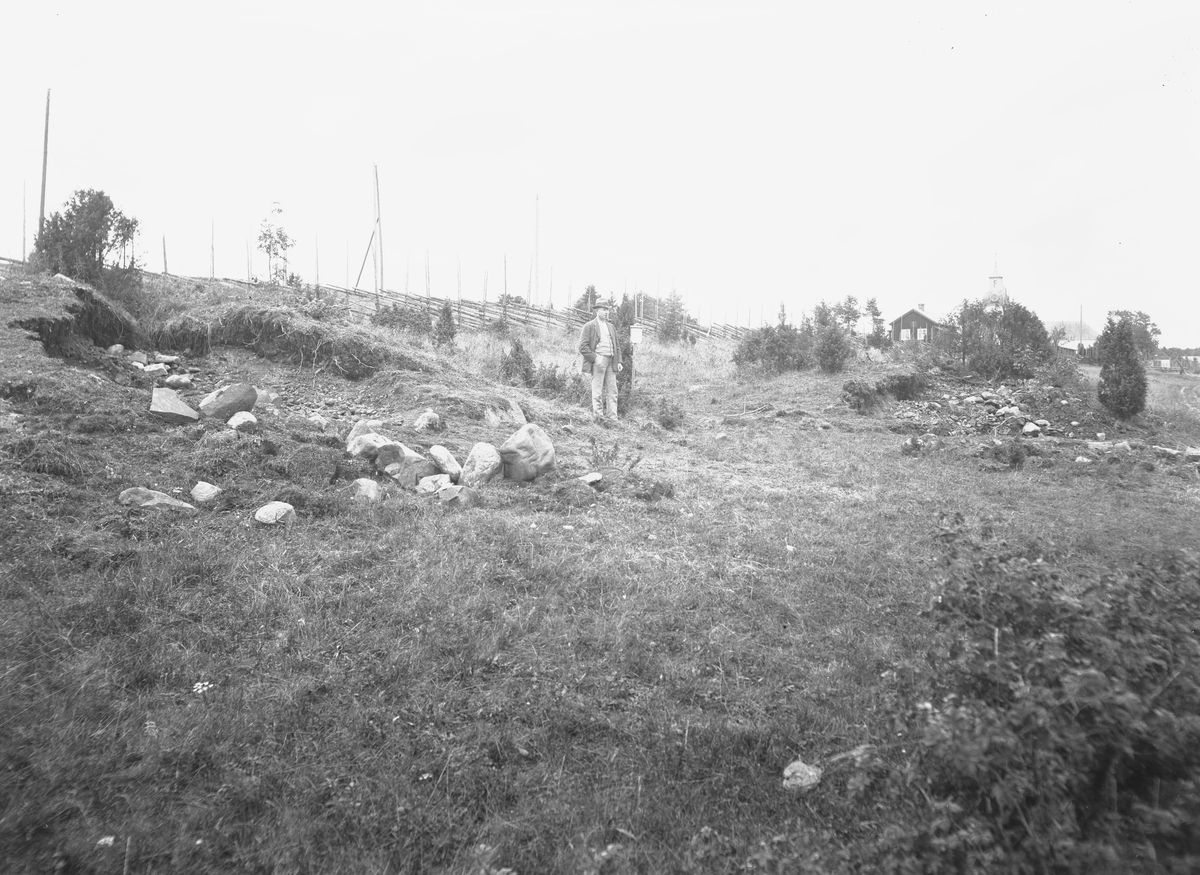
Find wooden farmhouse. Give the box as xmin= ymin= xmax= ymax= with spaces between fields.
xmin=890 ymin=306 xmax=940 ymax=343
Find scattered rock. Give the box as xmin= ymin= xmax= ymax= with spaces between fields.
xmin=149 ymin=388 xmax=200 ymax=424
xmin=130 ymin=351 xmax=148 ymax=365
xmin=1074 ymin=456 xmax=1091 ymax=464
xmin=417 ymin=473 xmax=453 ymax=494
xmin=254 ymin=501 xmax=295 ymax=525
xmin=436 ymin=484 xmax=479 ymax=508
xmin=900 ymin=436 xmax=922 ymax=456
xmin=346 ymin=433 xmax=394 ymax=461
xmin=228 ymin=411 xmax=258 ymax=433
xmin=153 ymin=353 xmax=179 ymax=364
xmin=413 ymin=408 xmax=443 ymax=431
xmin=782 ymin=759 xmax=822 ymax=793
xmin=191 ymin=481 xmax=222 ymax=503
xmin=919 ymin=433 xmax=945 ymax=451
xmin=348 ymin=478 xmax=381 ymax=502
xmin=499 ymin=423 xmax=556 ymax=482
xmin=429 ymin=445 xmax=462 ymax=483
xmin=255 ymin=387 xmax=279 ymax=406
xmin=462 ymin=442 xmax=503 ymax=487
xmin=1022 ymin=422 xmax=1041 ymax=436
xmin=307 ymin=412 xmax=335 ymax=432
xmin=106 ymin=344 xmax=125 ymax=356
xmin=579 ymin=472 xmax=603 ymax=485
xmin=165 ymin=374 xmax=193 ymax=390
xmin=380 ymin=445 xmax=440 ymax=487
xmin=346 ymin=419 xmax=383 ymax=445
xmin=199 ymin=383 xmax=257 ymax=421
xmin=143 ymin=363 xmax=170 ymax=378
xmin=117 ymin=487 xmax=197 ymax=513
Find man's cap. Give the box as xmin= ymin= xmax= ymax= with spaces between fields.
xmin=593 ymin=299 xmax=614 ymax=310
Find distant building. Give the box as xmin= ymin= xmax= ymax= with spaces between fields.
xmin=985 ymin=275 xmax=1009 ymax=307
xmin=891 ymin=305 xmax=939 ymax=343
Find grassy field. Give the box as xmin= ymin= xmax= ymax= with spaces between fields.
xmin=1 ymin=268 xmax=1198 ymax=873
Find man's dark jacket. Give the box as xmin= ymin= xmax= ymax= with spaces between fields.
xmin=577 ymin=319 xmax=623 ymax=374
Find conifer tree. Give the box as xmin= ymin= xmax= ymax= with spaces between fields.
xmin=1097 ymin=315 xmax=1147 ymax=419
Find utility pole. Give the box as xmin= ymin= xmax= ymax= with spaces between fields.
xmin=162 ymin=236 xmax=168 ymax=275
xmin=22 ymin=182 xmax=26 ymax=262
xmin=374 ymin=165 xmax=383 ymax=291
xmin=38 ymin=89 xmax=50 ymax=239
xmin=210 ymin=220 xmax=215 ymax=279
xmin=534 ymin=194 xmax=539 ymax=307
xmin=315 ymin=235 xmax=320 ymax=286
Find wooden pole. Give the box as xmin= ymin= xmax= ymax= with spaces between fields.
xmin=210 ymin=220 xmax=215 ymax=279
xmin=162 ymin=236 xmax=168 ymax=275
xmin=425 ymin=250 xmax=430 ymax=299
xmin=534 ymin=193 xmax=539 ymax=307
xmin=38 ymin=89 xmax=50 ymax=239
xmin=22 ymin=181 xmax=26 ymax=262
xmin=374 ymin=165 xmax=383 ymax=291
xmin=315 ymin=235 xmax=320 ymax=286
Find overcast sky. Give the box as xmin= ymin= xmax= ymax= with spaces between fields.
xmin=2 ymin=1 xmax=1197 ymax=346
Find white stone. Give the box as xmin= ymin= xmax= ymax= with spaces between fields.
xmin=254 ymin=501 xmax=295 ymax=525
xmin=130 ymin=361 xmax=145 ymax=370
xmin=106 ymin=344 xmax=124 ymax=356
xmin=579 ymin=472 xmax=603 ymax=485
xmin=255 ymin=387 xmax=279 ymax=406
xmin=118 ymin=487 xmax=197 ymax=513
xmin=1074 ymin=456 xmax=1092 ymax=464
xmin=191 ymin=481 xmax=222 ymax=503
xmin=413 ymin=408 xmax=442 ymax=431
xmin=153 ymin=353 xmax=179 ymax=364
xmin=417 ymin=473 xmax=453 ymax=494
xmin=1022 ymin=422 xmax=1041 ymax=435
xmin=1035 ymin=419 xmax=1050 ymax=427
xmin=228 ymin=411 xmax=258 ymax=432
xmin=165 ymin=374 xmax=193 ymax=389
xmin=782 ymin=759 xmax=823 ymax=793
xmin=429 ymin=445 xmax=462 ymax=483
xmin=129 ymin=351 xmax=148 ymax=365
xmin=349 ymin=478 xmax=381 ymax=502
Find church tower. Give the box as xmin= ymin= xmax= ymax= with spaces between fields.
xmin=986 ymin=274 xmax=1008 ymax=306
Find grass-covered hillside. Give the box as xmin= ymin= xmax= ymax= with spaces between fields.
xmin=2 ymin=265 xmax=1199 ymax=874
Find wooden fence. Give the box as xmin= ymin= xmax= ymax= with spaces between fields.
xmin=305 ymin=283 xmax=752 ymax=343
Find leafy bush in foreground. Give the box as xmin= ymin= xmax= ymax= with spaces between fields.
xmin=732 ymin=323 xmax=813 ymax=373
xmin=849 ymin=522 xmax=1200 ymax=873
xmin=499 ymin=338 xmax=534 ymax=387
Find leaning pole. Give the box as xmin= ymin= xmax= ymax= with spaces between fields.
xmin=38 ymin=89 xmax=50 ymax=238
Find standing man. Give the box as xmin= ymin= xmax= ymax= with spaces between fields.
xmin=578 ymin=298 xmax=624 ymax=421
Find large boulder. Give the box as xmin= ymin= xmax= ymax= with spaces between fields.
xmin=118 ymin=487 xmax=197 ymax=513
xmin=149 ymin=388 xmax=199 ymax=424
xmin=429 ymin=445 xmax=462 ymax=483
xmin=499 ymin=423 xmax=555 ymax=482
xmin=461 ymin=442 xmax=502 ymax=488
xmin=199 ymin=383 xmax=257 ymax=421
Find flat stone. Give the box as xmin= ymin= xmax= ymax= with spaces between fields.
xmin=153 ymin=354 xmax=180 ymax=364
xmin=436 ymin=484 xmax=479 ymax=508
xmin=118 ymin=486 xmax=197 ymax=513
xmin=254 ymin=501 xmax=295 ymax=525
xmin=149 ymin=388 xmax=199 ymax=424
xmin=129 ymin=351 xmax=148 ymax=365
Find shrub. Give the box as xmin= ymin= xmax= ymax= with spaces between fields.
xmin=1035 ymin=351 xmax=1087 ymax=392
xmin=34 ymin=189 xmax=138 ymax=285
xmin=732 ymin=324 xmax=813 ymax=373
xmin=370 ymin=304 xmax=431 ymax=335
xmin=433 ymin=302 xmax=457 ymax=348
xmin=849 ymin=519 xmax=1200 ymax=873
xmin=1097 ymin=316 xmax=1148 ymax=420
xmin=499 ymin=339 xmax=534 ymax=387
xmin=655 ymin=397 xmax=685 ymax=430
xmin=842 ymin=380 xmax=879 ymax=412
xmin=485 ymin=318 xmax=510 ymax=338
xmin=815 ymin=323 xmax=853 ymax=373
xmin=532 ymin=362 xmax=588 ymax=405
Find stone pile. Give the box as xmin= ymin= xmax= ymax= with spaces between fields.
xmin=892 ymin=380 xmax=1094 ymax=438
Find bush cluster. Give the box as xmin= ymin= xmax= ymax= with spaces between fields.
xmin=498 ymin=339 xmax=535 ymax=387
xmin=655 ymin=396 xmax=685 ymax=430
xmin=370 ymin=304 xmax=431 ymax=335
xmin=844 ymin=520 xmax=1200 ymax=873
xmin=433 ymin=303 xmax=457 ymax=348
xmin=732 ymin=324 xmax=813 ymax=373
